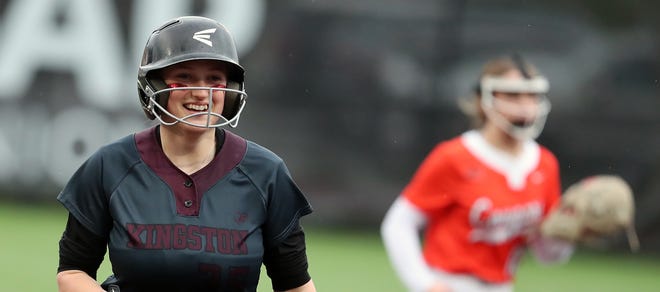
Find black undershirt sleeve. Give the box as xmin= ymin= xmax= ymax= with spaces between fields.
xmin=57 ymin=213 xmax=108 ymax=280
xmin=263 ymin=223 xmax=312 ymax=291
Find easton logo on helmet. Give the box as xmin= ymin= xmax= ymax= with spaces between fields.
xmin=193 ymin=28 xmax=217 ymax=46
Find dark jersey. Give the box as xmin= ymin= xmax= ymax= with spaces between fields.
xmin=57 ymin=126 xmax=313 ymax=291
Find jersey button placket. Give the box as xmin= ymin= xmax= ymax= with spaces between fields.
xmin=183 ymin=179 xmax=194 ymax=208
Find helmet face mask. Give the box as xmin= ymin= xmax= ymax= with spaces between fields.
xmin=147 ymin=85 xmax=247 ymax=128
xmin=137 ymin=16 xmax=247 ymax=128
xmin=479 ymin=76 xmax=551 ymax=140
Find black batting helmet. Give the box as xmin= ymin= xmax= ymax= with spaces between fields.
xmin=137 ymin=16 xmax=247 ymax=127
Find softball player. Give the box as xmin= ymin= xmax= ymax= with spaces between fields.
xmin=381 ymin=55 xmax=574 ymax=292
xmin=56 ymin=16 xmax=316 ymax=292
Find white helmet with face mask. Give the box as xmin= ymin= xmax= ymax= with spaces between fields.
xmin=478 ymin=54 xmax=551 ymax=141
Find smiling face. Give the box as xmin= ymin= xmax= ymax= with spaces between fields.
xmin=159 ymin=59 xmax=228 ymax=129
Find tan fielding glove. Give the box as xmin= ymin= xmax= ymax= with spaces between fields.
xmin=540 ymin=175 xmax=640 ymax=251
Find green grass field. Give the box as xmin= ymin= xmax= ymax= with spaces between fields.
xmin=1 ymin=200 xmax=659 ymax=292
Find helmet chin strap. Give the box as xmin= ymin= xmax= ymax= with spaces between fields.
xmin=148 ymin=86 xmax=247 ymax=128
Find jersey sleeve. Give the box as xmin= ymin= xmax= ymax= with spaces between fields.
xmin=57 ymin=149 xmax=112 ymax=237
xmin=263 ymin=160 xmax=313 ymax=245
xmin=402 ymin=143 xmax=456 ymax=215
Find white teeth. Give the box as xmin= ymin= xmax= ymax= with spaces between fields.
xmin=185 ymin=104 xmax=208 ymax=111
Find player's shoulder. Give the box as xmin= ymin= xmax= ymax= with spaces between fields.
xmin=537 ymin=144 xmax=557 ymax=158
xmin=440 ymin=134 xmax=469 ymax=154
xmin=244 ymin=140 xmax=284 ymax=166
xmin=410 ymin=133 xmax=470 ymax=176
xmin=226 ymin=131 xmax=283 ymax=170
xmin=74 ymin=129 xmax=143 ymax=175
xmin=61 ymin=131 xmax=141 ymax=191
xmin=92 ymin=131 xmax=140 ymax=160
xmin=426 ymin=132 xmax=471 ymax=161
xmin=537 ymin=143 xmax=559 ymax=167
xmin=231 ymin=135 xmax=292 ymax=189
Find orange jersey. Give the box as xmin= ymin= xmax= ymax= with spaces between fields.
xmin=402 ymin=131 xmax=561 ymax=283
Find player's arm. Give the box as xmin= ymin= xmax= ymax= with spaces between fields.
xmin=279 ymin=279 xmax=316 ymax=292
xmin=527 ymin=232 xmax=574 ymax=264
xmin=57 ymin=270 xmax=105 ymax=292
xmin=57 ymin=213 xmax=108 ymax=292
xmin=528 ymin=188 xmax=574 ymax=264
xmin=264 ymin=222 xmax=316 ymax=292
xmin=381 ymin=196 xmax=444 ymax=292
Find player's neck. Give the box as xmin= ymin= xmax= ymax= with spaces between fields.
xmin=159 ymin=125 xmax=217 ymax=174
xmin=480 ymin=125 xmax=523 ymax=156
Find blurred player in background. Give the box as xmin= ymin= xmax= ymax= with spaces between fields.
xmin=381 ymin=55 xmax=574 ymax=292
xmin=56 ymin=16 xmax=316 ymax=292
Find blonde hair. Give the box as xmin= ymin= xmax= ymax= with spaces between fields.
xmin=458 ymin=55 xmax=541 ymax=128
